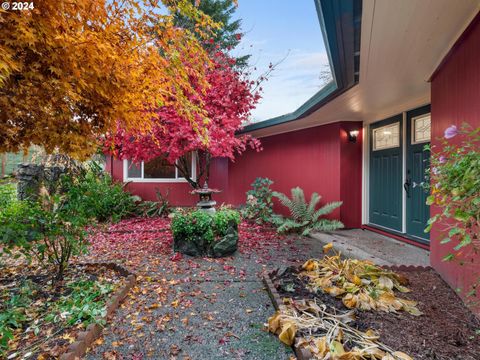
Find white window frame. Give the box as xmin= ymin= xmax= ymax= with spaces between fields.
xmin=123 ymin=154 xmax=196 ymax=183
xmin=372 ymin=122 xmax=400 ymax=151
xmin=411 ymin=113 xmax=431 ymax=144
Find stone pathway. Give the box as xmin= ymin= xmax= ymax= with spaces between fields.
xmin=82 ymin=219 xmax=324 ymax=360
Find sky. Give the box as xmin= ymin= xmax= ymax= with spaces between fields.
xmin=231 ymin=0 xmax=331 ymax=122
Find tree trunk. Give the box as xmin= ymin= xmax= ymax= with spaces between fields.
xmin=175 ymin=151 xmax=212 ymax=189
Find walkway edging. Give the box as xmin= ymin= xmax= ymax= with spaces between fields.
xmin=263 ymin=272 xmax=313 ymax=360
xmin=60 ymin=263 xmax=136 ymax=360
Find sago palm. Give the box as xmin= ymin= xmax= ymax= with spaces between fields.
xmin=272 ymin=187 xmax=344 ymax=236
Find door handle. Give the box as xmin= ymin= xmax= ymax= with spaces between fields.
xmin=404 ymin=179 xmax=411 ymax=198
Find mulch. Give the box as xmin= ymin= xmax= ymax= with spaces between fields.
xmin=272 ymin=266 xmax=480 ymax=360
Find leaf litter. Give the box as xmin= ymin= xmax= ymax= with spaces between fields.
xmin=266 ymin=244 xmax=422 ymax=359
xmin=268 ymin=298 xmax=413 ymax=360
xmin=80 ymin=217 xmax=302 ymax=359
xmin=299 ymin=250 xmax=422 ymax=316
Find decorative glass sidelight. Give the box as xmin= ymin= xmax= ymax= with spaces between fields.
xmin=412 ymin=114 xmax=431 ymax=144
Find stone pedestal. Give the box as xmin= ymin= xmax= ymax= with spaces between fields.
xmin=16 ymin=163 xmax=44 ymax=201
xmin=44 ymin=165 xmax=65 ymax=194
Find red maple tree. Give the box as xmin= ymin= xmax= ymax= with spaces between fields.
xmin=103 ymin=52 xmax=262 ymax=188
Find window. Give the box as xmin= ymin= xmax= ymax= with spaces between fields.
xmin=412 ymin=114 xmax=431 ymax=144
xmin=373 ymin=123 xmax=400 ymax=151
xmin=124 ymin=153 xmax=195 ymax=182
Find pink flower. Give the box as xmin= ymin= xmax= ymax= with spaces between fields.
xmin=439 ymin=155 xmax=447 ymax=163
xmin=444 ymin=125 xmax=458 ymax=139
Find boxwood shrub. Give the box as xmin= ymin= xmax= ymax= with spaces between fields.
xmin=171 ymin=209 xmax=241 ymax=244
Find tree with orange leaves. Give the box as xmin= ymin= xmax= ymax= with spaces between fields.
xmin=0 ymin=0 xmax=218 ymax=159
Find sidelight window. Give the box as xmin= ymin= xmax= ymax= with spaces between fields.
xmin=412 ymin=114 xmax=431 ymax=144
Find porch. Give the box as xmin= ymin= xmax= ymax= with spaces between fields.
xmin=311 ymin=229 xmax=430 ymax=267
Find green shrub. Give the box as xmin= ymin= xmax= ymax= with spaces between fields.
xmin=62 ymin=163 xmax=138 ymax=223
xmin=0 ymin=162 xmax=134 ymax=280
xmin=426 ymin=125 xmax=479 ymax=297
xmin=241 ymin=177 xmax=274 ymax=224
xmin=172 ymin=209 xmax=241 ymax=244
xmin=0 ymin=194 xmax=88 ymax=280
xmin=171 ymin=210 xmax=215 ymax=244
xmin=0 ymin=183 xmax=16 ymax=209
xmin=39 ymin=196 xmax=89 ymax=280
xmin=0 ymin=200 xmax=45 ymax=255
xmin=272 ymin=187 xmax=344 ymax=236
xmin=213 ymin=208 xmax=241 ymax=236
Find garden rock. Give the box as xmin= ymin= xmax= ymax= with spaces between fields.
xmin=174 ymin=235 xmax=206 ymax=257
xmin=173 ymin=227 xmax=239 ymax=257
xmin=212 ymin=222 xmax=238 ymax=257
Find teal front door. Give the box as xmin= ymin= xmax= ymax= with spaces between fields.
xmin=368 ymin=106 xmax=431 ymax=243
xmin=369 ymin=115 xmax=403 ymax=231
xmin=405 ymin=105 xmax=431 ymax=241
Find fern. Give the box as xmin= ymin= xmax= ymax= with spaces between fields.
xmin=272 ymin=187 xmax=344 ymax=236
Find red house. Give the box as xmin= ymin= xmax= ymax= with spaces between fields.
xmin=107 ymin=1 xmax=480 ymax=308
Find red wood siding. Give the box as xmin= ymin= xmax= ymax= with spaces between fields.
xmin=227 ymin=121 xmax=363 ymax=228
xmin=107 ymin=121 xmax=364 ymax=228
xmin=430 ymin=12 xmax=480 ymax=309
xmin=339 ymin=122 xmax=363 ymax=228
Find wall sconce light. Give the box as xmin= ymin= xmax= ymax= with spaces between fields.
xmin=348 ymin=130 xmax=359 ymax=143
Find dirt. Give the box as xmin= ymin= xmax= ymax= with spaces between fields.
xmin=272 ymin=266 xmax=480 ymax=360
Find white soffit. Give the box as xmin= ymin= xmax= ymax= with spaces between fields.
xmin=250 ymin=0 xmax=480 ymax=138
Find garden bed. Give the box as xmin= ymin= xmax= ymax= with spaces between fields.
xmin=267 ymin=265 xmax=480 ymax=360
xmin=0 ymin=259 xmax=135 ymax=359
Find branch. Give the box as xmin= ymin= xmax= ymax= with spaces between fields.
xmin=175 ymin=156 xmax=198 ymax=189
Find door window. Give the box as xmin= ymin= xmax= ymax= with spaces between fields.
xmin=372 ymin=123 xmax=400 ymax=150
xmin=412 ymin=114 xmax=431 ymax=144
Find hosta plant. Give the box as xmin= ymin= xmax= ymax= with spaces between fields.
xmin=272 ymin=187 xmax=343 ymax=236
xmin=300 ymin=251 xmax=421 ymax=316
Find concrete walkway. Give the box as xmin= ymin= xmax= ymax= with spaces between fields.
xmin=310 ymin=229 xmax=430 ymax=267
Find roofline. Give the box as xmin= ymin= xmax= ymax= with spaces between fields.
xmin=429 ymin=9 xmax=480 ymax=82
xmin=240 ymin=0 xmax=362 ymax=134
